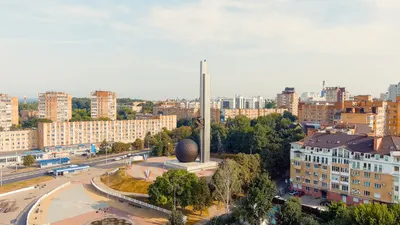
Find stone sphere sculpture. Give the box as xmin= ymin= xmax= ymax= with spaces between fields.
xmin=175 ymin=139 xmax=199 ymax=163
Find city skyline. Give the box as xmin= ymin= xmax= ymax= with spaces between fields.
xmin=1 ymin=1 xmax=400 ymax=100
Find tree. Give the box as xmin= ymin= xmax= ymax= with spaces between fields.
xmin=353 ymin=203 xmax=395 ymax=225
xmin=300 ymin=217 xmax=319 ymax=225
xmin=265 ymin=99 xmax=276 ymax=109
xmin=23 ymin=155 xmax=35 ymax=167
xmin=19 ymin=102 xmax=38 ymax=111
xmin=234 ymin=153 xmax=261 ymax=190
xmin=132 ymin=138 xmax=144 ymax=150
xmin=237 ymin=173 xmax=276 ymax=225
xmin=140 ymin=101 xmax=155 ymax=114
xmin=148 ymin=169 xmax=199 ymax=209
xmin=277 ymin=197 xmax=302 ymax=225
xmin=117 ymin=106 xmax=136 ymax=120
xmin=192 ymin=177 xmax=212 ymax=216
xmin=72 ymin=98 xmax=91 ymax=111
xmin=144 ymin=132 xmax=156 ymax=148
xmin=167 ymin=209 xmax=185 ymax=225
xmin=177 ymin=118 xmax=194 ymax=128
xmin=9 ymin=124 xmax=21 ymax=131
xmin=172 ymin=126 xmax=192 ymax=142
xmin=111 ymin=142 xmax=130 ymax=153
xmin=211 ymin=159 xmax=242 ymax=213
xmin=98 ymin=117 xmax=110 ymax=121
xmin=70 ymin=109 xmax=92 ymax=122
xmin=22 ymin=118 xmax=52 ymax=129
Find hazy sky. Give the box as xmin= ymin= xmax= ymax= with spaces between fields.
xmin=1 ymin=0 xmax=400 ymax=100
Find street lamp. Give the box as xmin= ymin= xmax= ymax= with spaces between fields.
xmin=0 ymin=165 xmax=4 ymax=187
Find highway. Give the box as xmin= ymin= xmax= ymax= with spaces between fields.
xmin=0 ymin=150 xmax=150 ymax=185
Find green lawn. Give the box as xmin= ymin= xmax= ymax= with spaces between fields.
xmin=100 ymin=169 xmax=152 ymax=194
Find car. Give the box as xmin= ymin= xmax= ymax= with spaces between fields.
xmin=320 ymin=199 xmax=331 ymax=206
xmin=294 ymin=191 xmax=305 ymax=197
xmin=289 ymin=190 xmax=298 ymax=196
xmin=114 ymin=157 xmax=122 ymax=161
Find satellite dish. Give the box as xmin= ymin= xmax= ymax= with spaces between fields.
xmin=319 ymin=177 xmax=323 ymax=181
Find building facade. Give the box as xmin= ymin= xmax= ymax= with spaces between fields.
xmin=0 ymin=94 xmax=19 ymax=130
xmin=90 ymin=91 xmax=117 ymax=120
xmin=277 ymin=87 xmax=299 ymax=116
xmin=298 ymin=102 xmax=337 ymax=125
xmin=38 ymin=92 xmax=72 ymax=122
xmin=37 ymin=115 xmax=176 ymax=149
xmin=0 ymin=130 xmax=38 ymax=152
xmin=223 ymin=108 xmax=286 ymax=120
xmin=153 ymin=106 xmax=220 ymax=123
xmin=290 ymin=133 xmax=400 ymax=205
xmin=325 ymin=87 xmax=348 ymax=102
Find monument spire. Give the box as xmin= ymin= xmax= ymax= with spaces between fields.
xmin=200 ymin=59 xmax=210 ymax=163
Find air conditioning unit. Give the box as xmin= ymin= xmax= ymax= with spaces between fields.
xmin=382 ymin=184 xmax=386 ymax=186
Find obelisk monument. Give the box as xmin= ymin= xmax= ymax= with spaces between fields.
xmin=200 ymin=60 xmax=210 ymax=163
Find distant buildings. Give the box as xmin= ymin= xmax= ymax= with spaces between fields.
xmin=90 ymin=90 xmax=117 ymax=120
xmin=38 ymin=92 xmax=72 ymax=122
xmin=277 ymin=87 xmax=299 ymax=116
xmin=153 ymin=106 xmax=220 ymax=123
xmin=298 ymin=102 xmax=338 ymax=125
xmin=222 ymin=108 xmax=285 ymax=120
xmin=325 ymin=87 xmax=348 ymax=102
xmin=20 ymin=110 xmax=39 ymax=122
xmin=0 ymin=94 xmax=19 ymax=130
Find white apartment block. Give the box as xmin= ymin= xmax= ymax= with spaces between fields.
xmin=0 ymin=130 xmax=38 ymax=152
xmin=90 ymin=91 xmax=117 ymax=120
xmin=38 ymin=115 xmax=176 ymax=149
xmin=38 ymin=92 xmax=72 ymax=122
xmin=0 ymin=94 xmax=18 ymax=130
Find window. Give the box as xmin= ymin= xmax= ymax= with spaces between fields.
xmin=364 ymin=172 xmax=371 ymax=178
xmin=332 ymin=166 xmax=340 ymax=172
xmin=340 ymin=176 xmax=349 ymax=182
xmin=322 ymin=182 xmax=328 ymax=187
xmin=314 ymin=188 xmax=319 ymax=193
xmin=364 ymin=191 xmax=371 ymax=196
xmin=332 ymin=183 xmax=340 ymax=189
xmin=384 ymin=156 xmax=389 ymax=161
xmin=395 ymin=166 xmax=399 ymax=172
xmin=375 ymin=174 xmax=381 ymax=180
xmin=364 ymin=181 xmax=371 ymax=187
xmin=306 ymin=163 xmax=311 ymax=168
xmin=314 ymin=164 xmax=319 ymax=169
xmin=322 ymin=166 xmax=328 ymax=170
xmin=314 ymin=180 xmax=318 ymax=185
xmin=305 ymin=179 xmax=311 ymax=184
xmin=322 ymin=174 xmax=328 ymax=179
xmin=374 ymin=193 xmax=381 ymax=199
xmin=395 ymin=195 xmax=399 ymax=202
xmin=395 ymin=186 xmax=399 ymax=192
xmin=353 ymin=197 xmax=359 ymax=203
xmin=306 ymin=186 xmax=310 ymax=191
xmin=342 ymin=185 xmax=349 ymax=191
xmin=296 ymin=169 xmax=301 ymax=174
xmin=379 ymin=165 xmax=383 ymax=173
xmin=341 ymin=168 xmax=349 ymax=173
xmin=374 ymin=184 xmax=382 ymax=189
xmin=352 ymin=180 xmax=360 ymax=185
xmin=314 ymin=172 xmax=318 ymax=177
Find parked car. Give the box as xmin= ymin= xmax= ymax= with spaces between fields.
xmin=114 ymin=157 xmax=122 ymax=161
xmin=294 ymin=191 xmax=305 ymax=197
xmin=289 ymin=190 xmax=298 ymax=196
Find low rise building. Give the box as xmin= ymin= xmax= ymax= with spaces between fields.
xmin=38 ymin=115 xmax=176 ymax=149
xmin=290 ymin=133 xmax=400 ymax=205
xmin=222 ymin=108 xmax=285 ymax=120
xmin=0 ymin=130 xmax=39 ymax=152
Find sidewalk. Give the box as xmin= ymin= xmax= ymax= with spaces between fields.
xmin=92 ymin=176 xmax=149 ymax=198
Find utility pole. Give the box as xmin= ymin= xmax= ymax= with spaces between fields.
xmin=15 ymin=151 xmax=18 ymax=172
xmin=1 ymin=166 xmax=3 ymax=187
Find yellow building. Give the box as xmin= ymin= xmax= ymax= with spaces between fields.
xmin=277 ymin=87 xmax=299 ymax=116
xmin=291 ymin=133 xmax=400 ymax=205
xmin=38 ymin=92 xmax=72 ymax=122
xmin=298 ymin=102 xmax=337 ymax=125
xmin=90 ymin=91 xmax=117 ymax=120
xmin=0 ymin=130 xmax=38 ymax=152
xmin=223 ymin=108 xmax=285 ymax=120
xmin=0 ymin=94 xmax=19 ymax=130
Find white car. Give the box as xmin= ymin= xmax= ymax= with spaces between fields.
xmin=114 ymin=157 xmax=122 ymax=161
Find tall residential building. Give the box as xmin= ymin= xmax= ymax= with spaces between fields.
xmin=235 ymin=95 xmax=245 ymax=109
xmin=38 ymin=92 xmax=72 ymax=122
xmin=221 ymin=98 xmax=235 ymax=109
xmin=290 ymin=133 xmax=400 ymax=205
xmin=90 ymin=91 xmax=117 ymax=120
xmin=277 ymin=87 xmax=299 ymax=116
xmin=387 ymin=83 xmax=400 ymax=102
xmin=325 ymin=87 xmax=348 ymax=102
xmin=0 ymin=94 xmax=19 ymax=130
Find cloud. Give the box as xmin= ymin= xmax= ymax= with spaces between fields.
xmin=41 ymin=5 xmax=110 ymax=20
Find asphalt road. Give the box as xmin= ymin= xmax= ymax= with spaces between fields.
xmin=0 ymin=150 xmax=149 ymax=185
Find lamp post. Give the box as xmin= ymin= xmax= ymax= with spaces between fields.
xmin=0 ymin=165 xmax=3 ymax=187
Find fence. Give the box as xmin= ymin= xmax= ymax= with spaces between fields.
xmin=107 ymin=168 xmax=119 ymax=175
xmin=25 ymin=182 xmax=71 ymax=225
xmin=91 ymin=178 xmax=187 ymax=223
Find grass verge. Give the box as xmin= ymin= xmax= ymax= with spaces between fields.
xmin=100 ymin=169 xmax=152 ymax=194
xmin=0 ymin=176 xmax=54 ymax=194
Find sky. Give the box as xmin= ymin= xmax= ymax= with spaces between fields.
xmin=1 ymin=0 xmax=400 ymax=100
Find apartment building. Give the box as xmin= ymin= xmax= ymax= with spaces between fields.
xmin=290 ymin=133 xmax=400 ymax=205
xmin=153 ymin=106 xmax=221 ymax=123
xmin=298 ymin=102 xmax=337 ymax=125
xmin=325 ymin=87 xmax=348 ymax=102
xmin=0 ymin=130 xmax=38 ymax=152
xmin=222 ymin=108 xmax=285 ymax=120
xmin=90 ymin=91 xmax=117 ymax=120
xmin=38 ymin=92 xmax=72 ymax=122
xmin=277 ymin=87 xmax=299 ymax=116
xmin=340 ymin=95 xmax=386 ymax=136
xmin=0 ymin=94 xmax=19 ymax=130
xmin=385 ymin=96 xmax=400 ymax=136
xmin=20 ymin=110 xmax=39 ymax=122
xmin=38 ymin=115 xmax=176 ymax=149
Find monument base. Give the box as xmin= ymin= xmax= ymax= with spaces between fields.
xmin=164 ymin=159 xmax=219 ymax=172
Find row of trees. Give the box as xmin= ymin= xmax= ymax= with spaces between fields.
xmin=98 ymin=138 xmax=144 ymax=154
